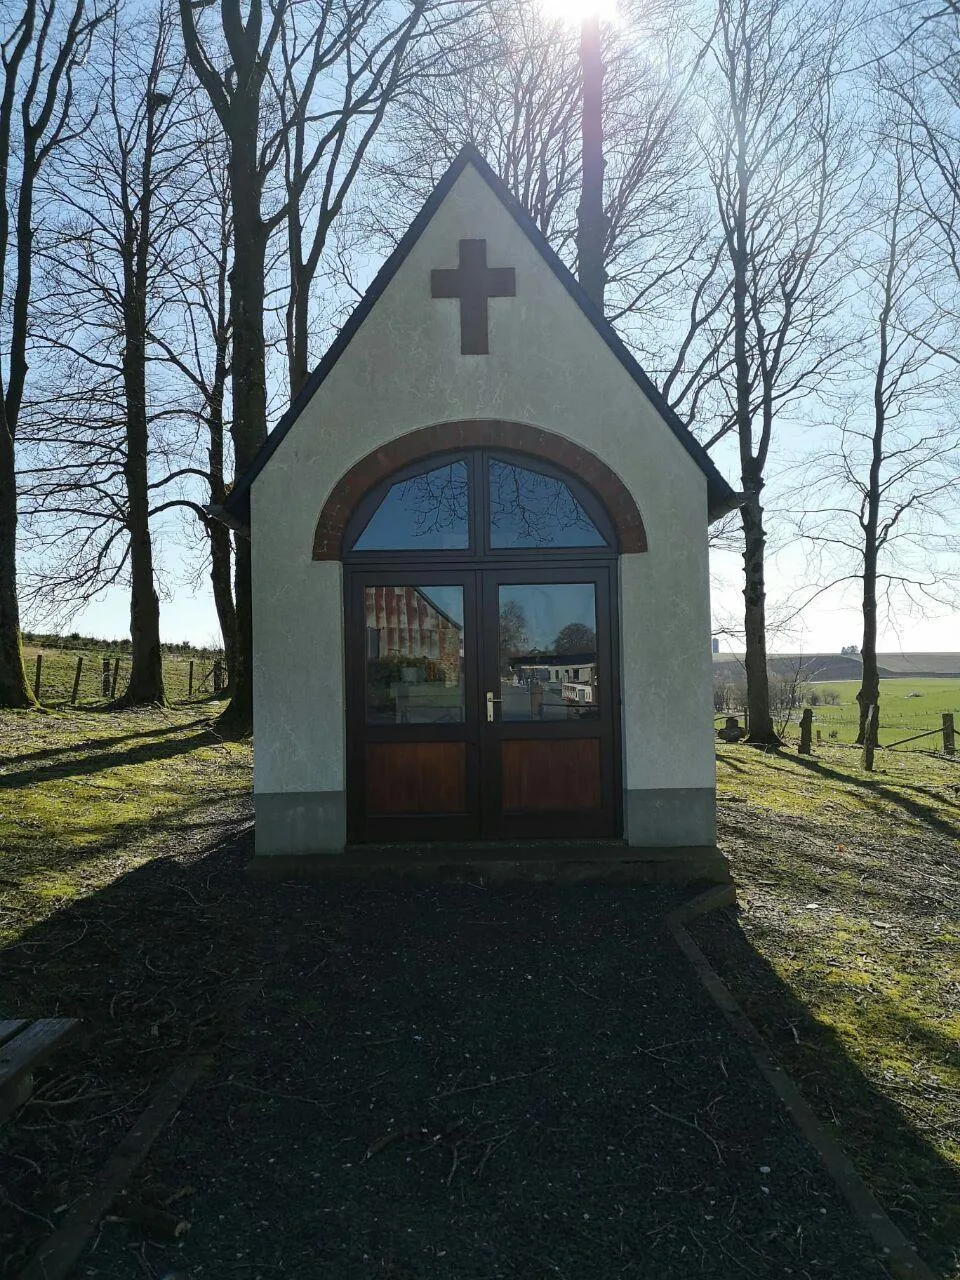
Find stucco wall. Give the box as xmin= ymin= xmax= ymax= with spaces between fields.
xmin=250 ymin=162 xmax=716 ymax=847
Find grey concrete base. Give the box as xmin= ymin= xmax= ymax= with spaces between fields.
xmin=255 ymin=791 xmax=347 ymax=855
xmin=624 ymin=787 xmax=716 ymax=847
xmin=253 ymin=787 xmax=724 ymax=879
xmin=249 ymin=843 xmax=731 ymax=885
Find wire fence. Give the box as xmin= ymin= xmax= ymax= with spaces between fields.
xmin=23 ymin=648 xmax=226 ymax=706
xmin=715 ymin=705 xmax=957 ymax=754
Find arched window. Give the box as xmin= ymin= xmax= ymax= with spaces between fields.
xmin=341 ymin=447 xmax=621 ymax=845
xmin=342 ymin=450 xmax=617 ymax=560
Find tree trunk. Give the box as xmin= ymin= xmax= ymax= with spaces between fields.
xmin=117 ymin=325 xmax=165 ymax=706
xmin=0 ymin=418 xmax=34 ymax=707
xmin=220 ymin=115 xmax=268 ymax=736
xmin=856 ymin=549 xmax=879 ymax=745
xmin=857 ymin=176 xmax=896 ymax=746
xmin=286 ymin=199 xmax=310 ymax=398
xmin=576 ymin=12 xmax=606 ymax=311
xmin=209 ymin=518 xmax=237 ymax=688
xmin=122 ymin=510 xmax=165 ymax=704
xmin=741 ymin=488 xmax=777 ymax=744
xmin=206 ymin=354 xmax=237 ymax=688
xmin=857 ymin=354 xmax=885 ymax=744
xmin=289 ymin=273 xmax=310 ymax=400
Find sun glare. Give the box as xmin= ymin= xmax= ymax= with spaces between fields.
xmin=537 ymin=0 xmax=619 ymax=28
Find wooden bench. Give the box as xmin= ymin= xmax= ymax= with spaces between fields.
xmin=0 ymin=1018 xmax=79 ymax=1122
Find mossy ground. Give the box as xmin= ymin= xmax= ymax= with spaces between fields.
xmin=0 ymin=704 xmax=251 ymax=947
xmin=707 ymin=741 xmax=960 ymax=1276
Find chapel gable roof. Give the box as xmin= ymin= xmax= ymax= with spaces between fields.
xmin=222 ymin=147 xmax=737 ymax=529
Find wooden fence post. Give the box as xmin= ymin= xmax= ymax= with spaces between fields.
xmin=944 ymin=713 xmax=956 ymax=756
xmin=798 ymin=708 xmax=813 ymax=754
xmin=188 ymin=659 xmax=194 ymax=698
xmin=101 ymin=658 xmax=111 ymax=697
xmin=862 ymin=704 xmax=879 ymax=771
xmin=213 ymin=658 xmax=223 ymax=694
xmin=71 ymin=655 xmax=84 ymax=704
xmin=110 ymin=656 xmax=120 ymax=698
xmin=33 ymin=653 xmax=42 ymax=701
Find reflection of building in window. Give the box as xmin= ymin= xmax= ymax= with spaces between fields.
xmin=364 ymin=586 xmax=462 ymax=686
xmin=510 ymin=652 xmax=596 ymax=683
xmin=505 ymin=649 xmax=599 ymax=718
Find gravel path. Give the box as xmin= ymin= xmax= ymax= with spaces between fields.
xmin=75 ymin=873 xmax=889 ymax=1279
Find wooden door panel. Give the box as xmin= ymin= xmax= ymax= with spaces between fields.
xmin=365 ymin=742 xmax=467 ymax=814
xmin=500 ymin=739 xmax=602 ymax=812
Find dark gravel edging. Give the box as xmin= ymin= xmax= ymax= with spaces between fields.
xmin=670 ymin=890 xmax=936 ymax=1280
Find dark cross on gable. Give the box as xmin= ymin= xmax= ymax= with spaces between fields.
xmin=431 ymin=239 xmax=516 ymax=355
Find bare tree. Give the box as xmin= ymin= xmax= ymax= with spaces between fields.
xmin=0 ymin=0 xmax=104 ymax=709
xmin=889 ymin=2 xmax=960 ymax=286
xmin=25 ymin=4 xmax=195 ymax=705
xmin=792 ymin=122 xmax=960 ymax=743
xmin=177 ymin=0 xmax=283 ymax=733
xmin=698 ymin=0 xmax=858 ymax=744
xmin=577 ymin=10 xmax=606 ymax=309
xmin=275 ymin=0 xmax=434 ymax=396
xmin=179 ymin=0 xmax=436 ymax=733
xmin=149 ymin=134 xmax=238 ymax=685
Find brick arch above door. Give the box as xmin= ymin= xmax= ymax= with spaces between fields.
xmin=312 ymin=420 xmax=648 ymax=560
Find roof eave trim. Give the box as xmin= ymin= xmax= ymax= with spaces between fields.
xmin=708 ymin=490 xmax=745 ymax=524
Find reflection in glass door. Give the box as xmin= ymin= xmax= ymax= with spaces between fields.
xmin=481 ymin=569 xmax=616 ymax=840
xmin=363 ymin=585 xmax=466 ymax=725
xmin=347 ymin=572 xmax=480 ymax=843
xmin=496 ymin=582 xmax=600 ymax=723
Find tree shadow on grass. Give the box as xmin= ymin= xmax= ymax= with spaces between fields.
xmin=716 ymin=754 xmax=749 ymax=776
xmin=3 ymin=718 xmax=212 ymax=769
xmin=786 ymin=753 xmax=960 ymax=844
xmin=0 ymin=730 xmax=235 ymax=791
xmin=720 ymin=803 xmax=955 ymax=925
xmin=690 ymin=905 xmax=960 ymax=1280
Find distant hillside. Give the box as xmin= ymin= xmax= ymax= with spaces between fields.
xmin=713 ymin=652 xmax=960 ymax=682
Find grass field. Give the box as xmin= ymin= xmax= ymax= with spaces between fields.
xmin=20 ymin=644 xmax=224 ymax=706
xmin=708 ymin=742 xmax=960 ymax=1276
xmin=716 ymin=675 xmax=960 ymax=748
xmin=0 ymin=710 xmax=957 ymax=1274
xmin=0 ymin=703 xmax=251 ymax=947
xmin=799 ymin=677 xmax=960 ymax=747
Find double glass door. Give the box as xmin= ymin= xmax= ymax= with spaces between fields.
xmin=346 ymin=566 xmax=618 ymax=843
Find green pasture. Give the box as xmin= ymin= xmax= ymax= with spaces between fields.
xmin=791 ymin=677 xmax=960 ymax=747
xmin=20 ymin=644 xmax=223 ymax=706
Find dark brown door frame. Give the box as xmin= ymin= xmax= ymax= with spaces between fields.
xmin=344 ymin=560 xmax=621 ymax=844
xmin=478 ymin=564 xmax=620 ymax=840
xmin=342 ymin=446 xmax=623 ymax=845
xmin=345 ymin=567 xmax=482 ymax=844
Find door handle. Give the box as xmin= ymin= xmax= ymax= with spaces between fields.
xmin=486 ymin=691 xmax=502 ymax=722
